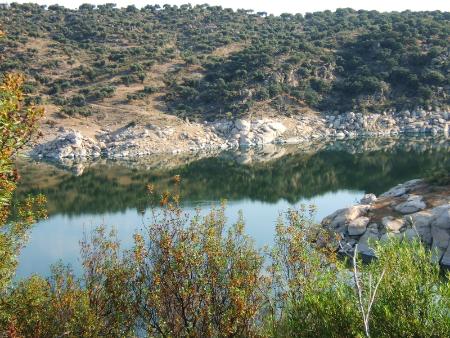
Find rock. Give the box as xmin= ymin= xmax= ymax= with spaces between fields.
xmin=235 ymin=119 xmax=251 ymax=131
xmin=431 ymin=227 xmax=450 ymax=250
xmin=267 ymin=122 xmax=287 ymax=133
xmin=259 ymin=131 xmax=276 ymax=144
xmin=441 ymin=245 xmax=450 ymax=266
xmin=431 ymin=245 xmax=445 ymax=264
xmin=239 ymin=135 xmax=253 ymax=146
xmin=66 ymin=131 xmax=83 ymax=147
xmin=380 ymin=186 xmax=407 ymax=198
xmin=357 ymin=227 xmax=379 ymax=257
xmin=322 ymin=205 xmax=370 ymax=233
xmin=380 ymin=231 xmax=402 ymax=243
xmin=394 ymin=195 xmax=426 ymax=214
xmin=348 ymin=217 xmax=370 ymax=236
xmin=430 ymin=204 xmax=450 ymax=229
xmin=382 ymin=216 xmax=406 ymax=232
xmin=402 ymin=228 xmax=421 ymax=241
xmin=380 ymin=179 xmax=423 ymax=198
xmin=406 ymin=211 xmax=433 ymax=244
xmin=360 ymin=193 xmax=377 ymax=204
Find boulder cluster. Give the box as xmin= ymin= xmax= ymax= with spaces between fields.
xmin=31 ymin=130 xmax=103 ymax=161
xmin=322 ymin=179 xmax=450 ymax=266
xmin=210 ymin=118 xmax=287 ymax=147
xmin=31 ymin=110 xmax=449 ymax=163
xmin=324 ymin=110 xmax=449 ymax=139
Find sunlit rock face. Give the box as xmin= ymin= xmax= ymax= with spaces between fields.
xmin=322 ymin=179 xmax=450 ymax=266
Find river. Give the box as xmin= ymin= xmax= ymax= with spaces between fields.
xmin=14 ymin=136 xmax=449 ymax=278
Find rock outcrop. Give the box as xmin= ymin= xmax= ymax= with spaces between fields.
xmin=321 ymin=179 xmax=450 ymax=266
xmin=31 ymin=130 xmax=102 ymax=161
xmin=30 ymin=109 xmax=449 ymax=163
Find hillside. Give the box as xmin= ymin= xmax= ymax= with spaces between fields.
xmin=0 ymin=3 xmax=449 ymax=124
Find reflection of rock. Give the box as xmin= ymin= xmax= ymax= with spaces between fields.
xmin=322 ymin=179 xmax=450 ymax=266
xmin=18 ymin=136 xmax=450 ymax=222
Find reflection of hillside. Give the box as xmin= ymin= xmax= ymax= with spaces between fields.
xmin=15 ymin=137 xmax=450 ymax=216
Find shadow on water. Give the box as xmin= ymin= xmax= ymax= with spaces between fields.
xmin=15 ymin=136 xmax=450 ymax=216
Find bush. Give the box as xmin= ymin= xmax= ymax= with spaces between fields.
xmin=270 ymin=209 xmax=450 ymax=338
xmin=2 ymin=195 xmax=450 ymax=336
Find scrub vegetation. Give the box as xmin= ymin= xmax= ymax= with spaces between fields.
xmin=1 ymin=11 xmax=450 ymax=338
xmin=0 ymin=4 xmax=449 ymax=119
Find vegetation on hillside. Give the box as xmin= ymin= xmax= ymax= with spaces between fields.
xmin=1 ymin=77 xmax=450 ymax=338
xmin=0 ymin=4 xmax=449 ymax=119
xmin=2 ymin=8 xmax=450 ymax=337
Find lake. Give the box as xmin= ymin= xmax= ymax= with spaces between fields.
xmin=14 ymin=136 xmax=449 ymax=278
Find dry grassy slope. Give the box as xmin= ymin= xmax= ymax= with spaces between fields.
xmin=28 ymin=38 xmax=317 ymax=146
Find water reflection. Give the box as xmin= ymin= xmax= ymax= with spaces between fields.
xmin=14 ymin=136 xmax=449 ymax=278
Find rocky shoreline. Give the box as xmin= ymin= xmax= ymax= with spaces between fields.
xmin=321 ymin=179 xmax=450 ymax=266
xmin=30 ymin=109 xmax=449 ymax=162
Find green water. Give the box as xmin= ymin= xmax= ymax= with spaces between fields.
xmin=14 ymin=136 xmax=450 ymax=278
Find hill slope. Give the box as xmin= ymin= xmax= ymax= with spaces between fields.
xmin=0 ymin=3 xmax=449 ymax=123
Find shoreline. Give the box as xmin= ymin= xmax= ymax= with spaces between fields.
xmin=322 ymin=179 xmax=450 ymax=267
xmin=29 ymin=110 xmax=449 ymax=163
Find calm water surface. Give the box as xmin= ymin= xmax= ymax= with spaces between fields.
xmin=14 ymin=136 xmax=450 ymax=278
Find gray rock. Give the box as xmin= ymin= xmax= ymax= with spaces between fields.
xmin=430 ymin=204 xmax=450 ymax=229
xmin=348 ymin=217 xmax=370 ymax=236
xmin=406 ymin=211 xmax=433 ymax=244
xmin=402 ymin=228 xmax=421 ymax=242
xmin=360 ymin=193 xmax=377 ymax=204
xmin=431 ymin=227 xmax=450 ymax=250
xmin=267 ymin=122 xmax=287 ymax=133
xmin=380 ymin=186 xmax=407 ymax=198
xmin=431 ymin=245 xmax=445 ymax=264
xmin=235 ymin=119 xmax=251 ymax=131
xmin=441 ymin=245 xmax=450 ymax=266
xmin=394 ymin=195 xmax=426 ymax=214
xmin=380 ymin=231 xmax=402 ymax=243
xmin=380 ymin=179 xmax=423 ymax=198
xmin=357 ymin=227 xmax=379 ymax=257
